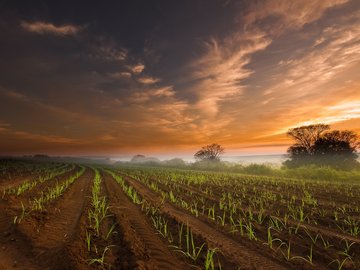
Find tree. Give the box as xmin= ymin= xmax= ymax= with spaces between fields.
xmin=194 ymin=144 xmax=224 ymax=162
xmin=321 ymin=130 xmax=359 ymax=149
xmin=287 ymin=124 xmax=330 ymax=154
xmin=312 ymin=131 xmax=359 ymax=167
xmin=285 ymin=124 xmax=359 ymax=169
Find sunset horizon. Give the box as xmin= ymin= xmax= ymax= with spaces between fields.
xmin=1 ymin=0 xmax=360 ymax=157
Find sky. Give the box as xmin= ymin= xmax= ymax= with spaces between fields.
xmin=0 ymin=0 xmax=360 ymax=157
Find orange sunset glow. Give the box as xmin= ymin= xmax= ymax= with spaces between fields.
xmin=0 ymin=0 xmax=360 ymax=158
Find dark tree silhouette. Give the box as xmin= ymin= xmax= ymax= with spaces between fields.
xmin=321 ymin=130 xmax=359 ymax=149
xmin=194 ymin=144 xmax=224 ymax=162
xmin=287 ymin=124 xmax=330 ymax=154
xmin=285 ymin=124 xmax=359 ymax=169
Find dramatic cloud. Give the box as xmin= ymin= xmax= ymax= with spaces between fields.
xmin=1 ymin=1 xmax=359 ymax=156
xmin=255 ymin=10 xmax=360 ymax=137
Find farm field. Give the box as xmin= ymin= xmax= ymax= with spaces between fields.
xmin=0 ymin=160 xmax=359 ymax=269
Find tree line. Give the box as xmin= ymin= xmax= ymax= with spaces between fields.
xmin=194 ymin=124 xmax=359 ymax=170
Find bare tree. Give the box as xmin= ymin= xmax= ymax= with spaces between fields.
xmin=194 ymin=144 xmax=224 ymax=162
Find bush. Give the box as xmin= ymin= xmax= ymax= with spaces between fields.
xmin=282 ymin=165 xmax=360 ymax=182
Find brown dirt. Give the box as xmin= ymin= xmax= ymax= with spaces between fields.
xmin=174 ymin=179 xmax=360 ymax=245
xmin=0 ymin=175 xmax=34 ymax=191
xmin=103 ymin=172 xmax=192 ymax=270
xmin=121 ymin=174 xmax=290 ymax=270
xmin=25 ymin=169 xmax=93 ymax=269
xmin=0 ymin=164 xmax=72 ymax=191
xmin=0 ymin=168 xmax=194 ymax=270
xmin=2 ymin=165 xmax=357 ymax=270
xmin=0 ymin=169 xmax=93 ymax=270
xmin=1 ymin=166 xmax=78 ymax=214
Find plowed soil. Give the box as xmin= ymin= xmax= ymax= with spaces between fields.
xmin=121 ymin=174 xmax=291 ymax=270
xmin=0 ymin=168 xmax=93 ymax=269
xmin=0 ymin=168 xmax=194 ymax=269
xmin=2 ymin=164 xmax=358 ymax=269
xmin=103 ymin=173 xmax=191 ymax=270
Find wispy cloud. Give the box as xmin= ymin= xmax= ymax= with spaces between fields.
xmin=172 ymin=0 xmax=360 ymax=150
xmin=258 ymin=13 xmax=360 ymax=131
xmin=190 ymin=31 xmax=271 ymax=116
xmin=294 ymin=101 xmax=360 ymax=126
xmin=137 ymin=76 xmax=160 ymax=84
xmin=109 ymin=71 xmax=132 ymax=79
xmin=0 ymin=87 xmax=102 ymax=124
xmin=0 ymin=125 xmax=79 ymax=144
xmin=90 ymin=42 xmax=127 ymax=61
xmin=131 ymin=64 xmax=145 ymax=74
xmin=243 ymin=0 xmax=349 ymax=34
xmin=186 ymin=1 xmax=346 ymax=117
xmin=12 ymin=131 xmax=79 ymax=144
xmin=129 ymin=86 xmax=175 ymax=103
xmin=21 ymin=21 xmax=82 ymax=35
xmin=2 ymin=1 xmax=360 ymax=155
xmin=0 ymin=121 xmax=10 ymax=132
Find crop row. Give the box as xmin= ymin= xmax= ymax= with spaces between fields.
xmin=85 ymin=168 xmax=116 ymax=267
xmin=0 ymin=160 xmax=68 ymax=182
xmin=117 ymin=167 xmax=360 ymax=270
xmin=3 ymin=163 xmax=74 ymax=196
xmin=106 ymin=169 xmax=232 ymax=269
xmin=13 ymin=166 xmax=85 ymax=224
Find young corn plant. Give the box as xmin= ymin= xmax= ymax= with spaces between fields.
xmin=204 ymin=248 xmax=221 ymax=270
xmin=88 ymin=246 xmax=113 ymax=267
xmin=151 ymin=215 xmax=173 ymax=243
xmin=328 ymin=257 xmax=350 ymax=270
xmin=319 ymin=234 xmax=333 ymax=249
xmin=264 ymin=227 xmax=282 ymax=250
xmin=245 ymin=220 xmax=257 ymax=241
xmin=176 ymin=223 xmax=205 ymax=262
xmin=339 ymin=239 xmax=356 ymax=259
xmin=86 ymin=168 xmax=116 ymax=267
